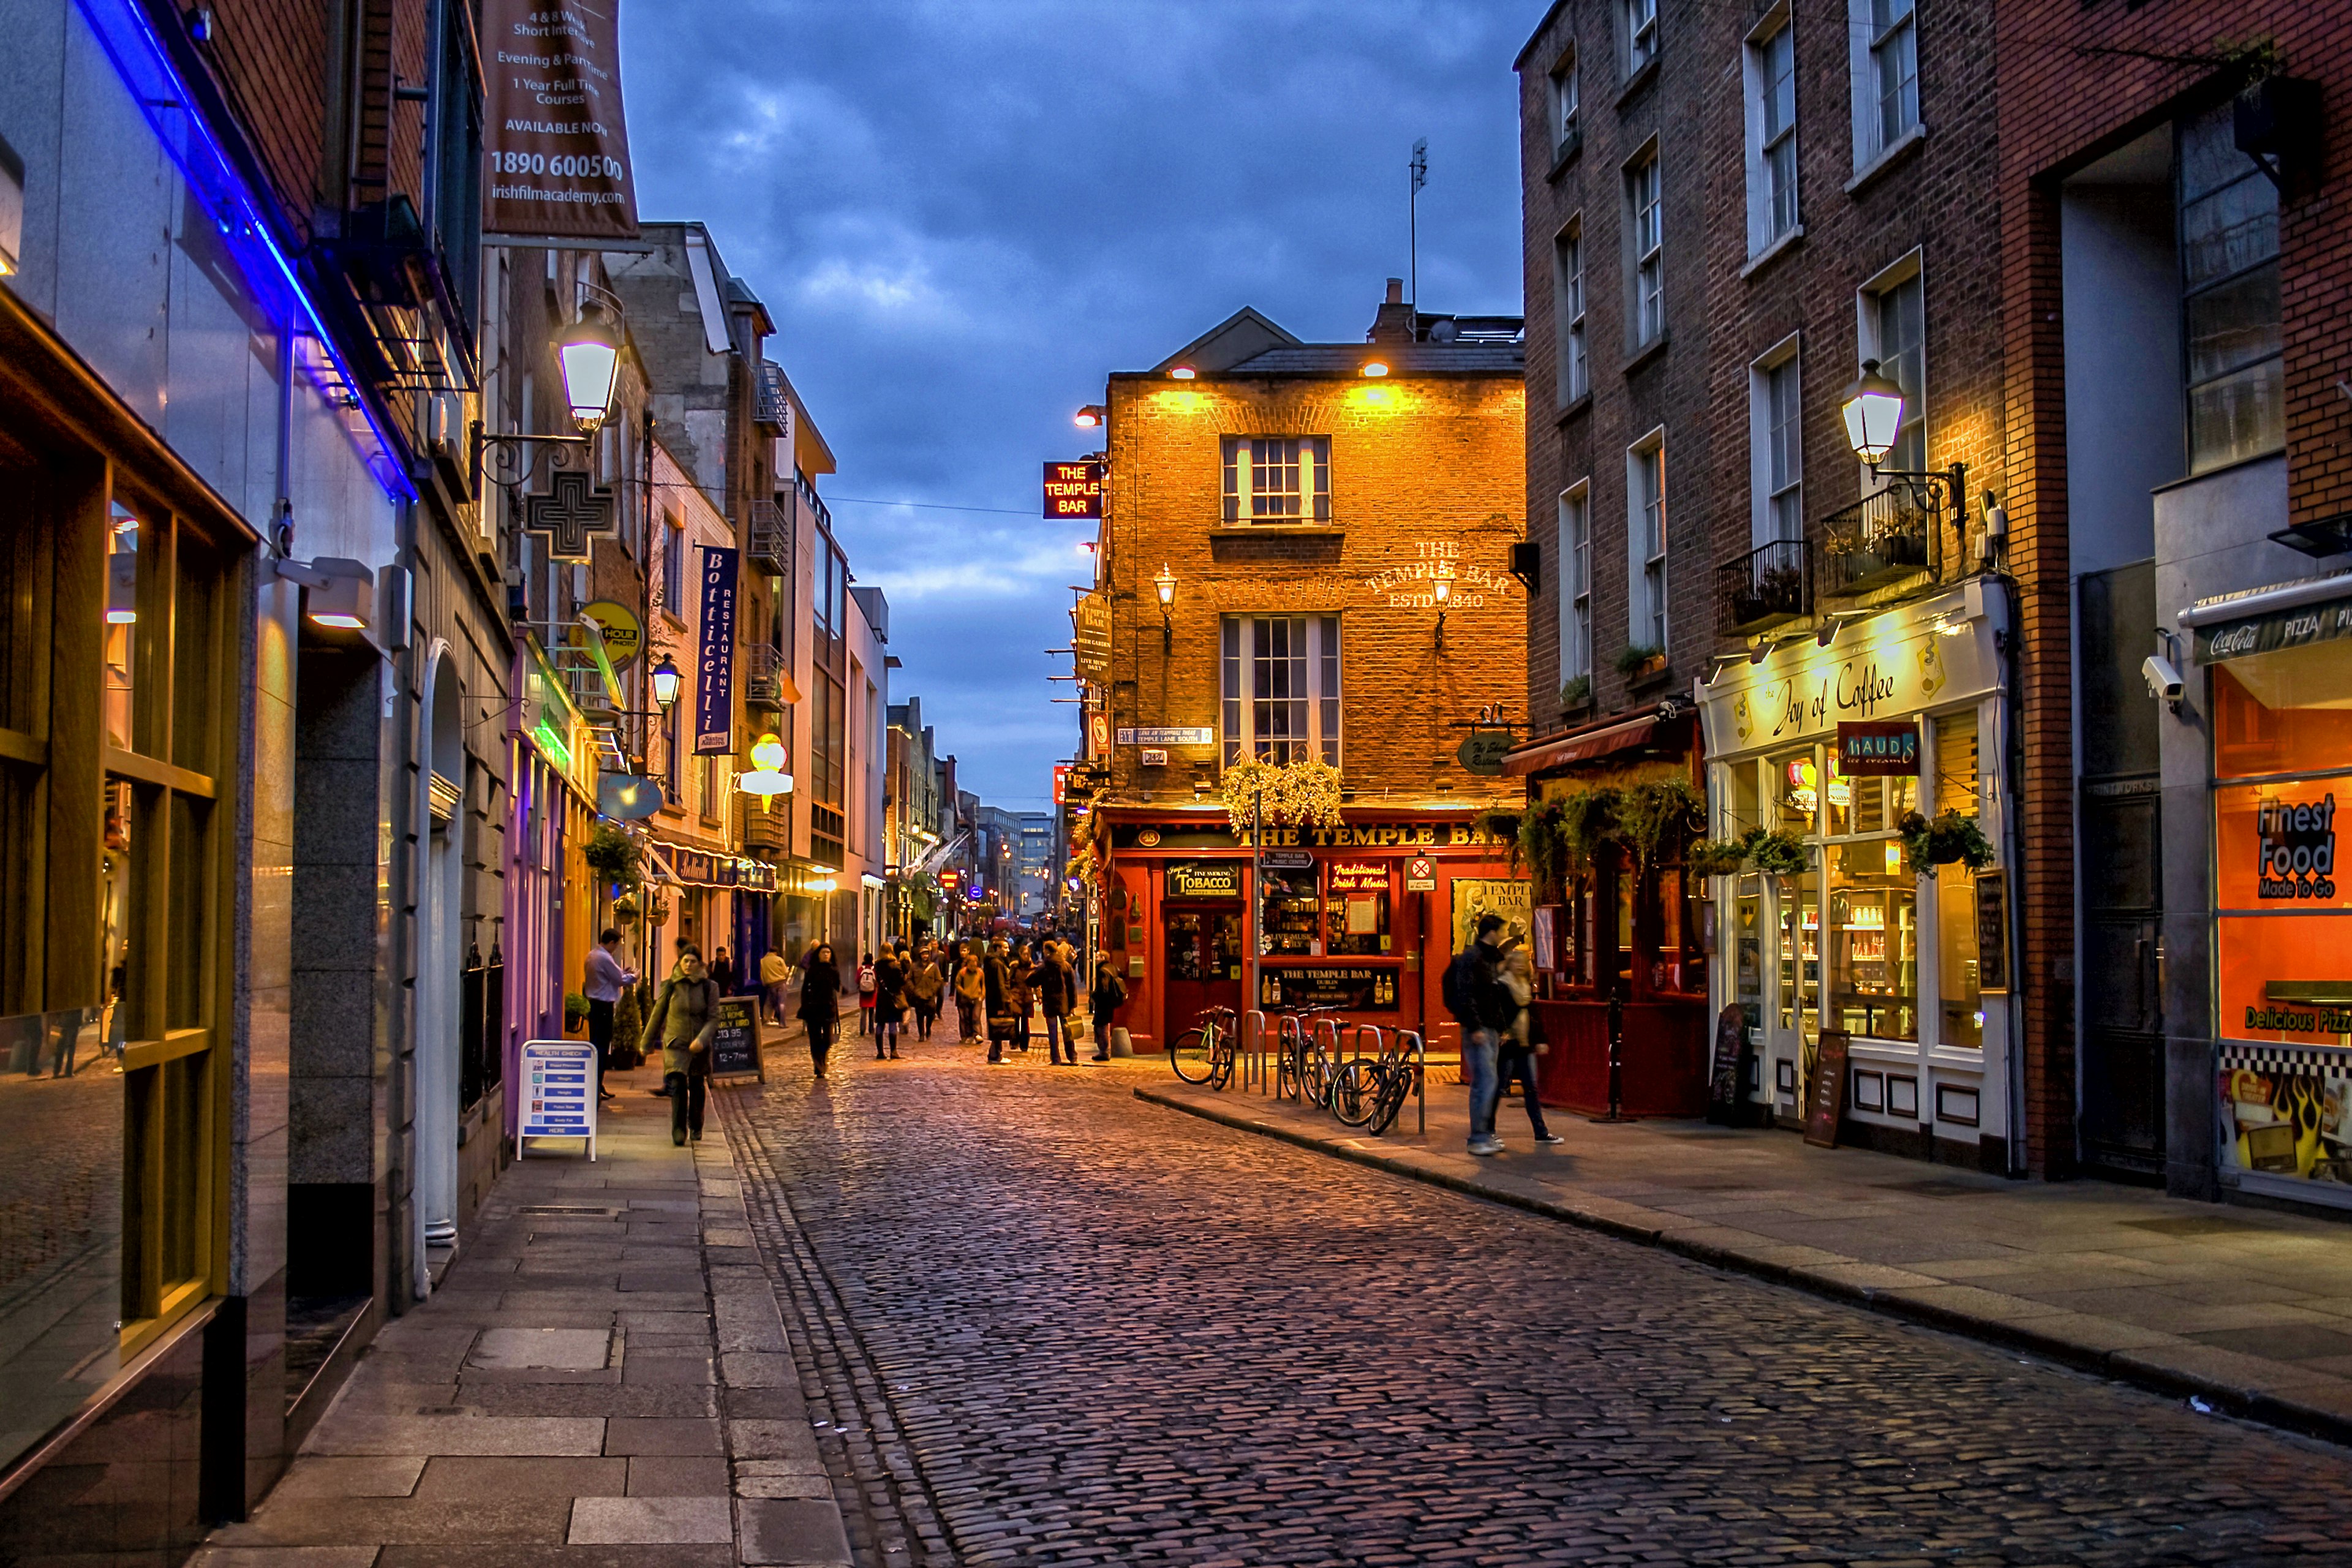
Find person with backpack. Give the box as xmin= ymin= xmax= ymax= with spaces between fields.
xmin=856 ymin=953 xmax=877 ymax=1034
xmin=1444 ymin=913 xmax=1517 ymax=1156
xmin=1088 ymin=951 xmax=1126 ymax=1061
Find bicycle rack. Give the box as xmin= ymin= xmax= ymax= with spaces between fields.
xmin=1397 ymin=1029 xmax=1427 ymax=1136
xmin=1276 ymin=1014 xmax=1305 ymax=1099
xmin=1239 ymin=1009 xmax=1267 ymax=1092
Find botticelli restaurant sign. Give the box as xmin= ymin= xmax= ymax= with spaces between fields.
xmin=693 ymin=546 xmax=738 ymax=755
xmin=1837 ymin=720 xmax=1919 ymax=776
xmin=1166 ymin=862 xmax=1243 ymax=899
xmin=481 ymin=0 xmax=641 ymax=242
xmin=1044 ymin=461 xmax=1104 ymax=519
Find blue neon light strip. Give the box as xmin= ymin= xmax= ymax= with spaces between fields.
xmin=70 ymin=0 xmax=416 ymax=502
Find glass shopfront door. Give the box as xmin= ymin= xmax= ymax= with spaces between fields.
xmin=1161 ymin=902 xmax=1244 ymax=1039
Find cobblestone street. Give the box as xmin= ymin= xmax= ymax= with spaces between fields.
xmin=721 ymin=1041 xmax=2352 ymax=1567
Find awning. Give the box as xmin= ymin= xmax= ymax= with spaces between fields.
xmin=1502 ymin=712 xmax=1660 ymax=776
xmin=2183 ymin=571 xmax=2352 ymax=663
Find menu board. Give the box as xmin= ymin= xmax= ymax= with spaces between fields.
xmin=708 ymin=996 xmax=762 ymax=1079
xmin=1804 ymin=1028 xmax=1850 ymax=1148
xmin=519 ymin=1039 xmax=598 ymax=1158
xmin=1707 ymin=1004 xmax=1746 ymax=1125
xmin=1975 ymin=873 xmax=2008 ymax=991
xmin=1268 ymin=965 xmax=1400 ymax=1012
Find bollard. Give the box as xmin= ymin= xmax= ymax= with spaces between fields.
xmin=1109 ymin=1025 xmax=1132 ymax=1059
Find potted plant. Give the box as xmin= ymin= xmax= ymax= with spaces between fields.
xmin=583 ymin=823 xmax=642 ymax=893
xmin=1555 ymin=785 xmax=1620 ymax=883
xmin=1900 ymin=810 xmax=1996 ymax=875
xmin=564 ymin=991 xmax=590 ymax=1034
xmin=612 ymin=892 xmax=640 ymax=925
xmin=1686 ymin=837 xmax=1753 ymax=878
xmin=1615 ymin=643 xmax=1666 ymax=682
xmin=1746 ymin=827 xmax=1809 ymax=878
xmin=1619 ymin=776 xmax=1702 ymax=878
xmin=1557 ymin=673 xmax=1592 ymax=712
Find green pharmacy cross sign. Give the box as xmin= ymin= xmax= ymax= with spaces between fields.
xmin=525 ymin=469 xmax=617 ymax=563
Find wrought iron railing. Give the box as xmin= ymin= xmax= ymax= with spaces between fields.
xmin=749 ymin=498 xmax=791 ymax=577
xmin=1716 ymin=537 xmax=1811 ymax=635
xmin=756 ymin=361 xmax=790 ymax=431
xmin=1819 ymin=472 xmax=1954 ymax=597
xmin=743 ymin=643 xmax=785 ymax=709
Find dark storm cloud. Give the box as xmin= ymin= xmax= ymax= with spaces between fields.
xmin=620 ymin=0 xmax=1533 ymax=805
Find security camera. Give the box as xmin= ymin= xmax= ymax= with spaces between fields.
xmin=2143 ymin=654 xmax=2184 ymax=706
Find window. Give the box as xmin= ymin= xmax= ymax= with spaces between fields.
xmin=1554 ymin=221 xmax=1588 ymax=402
xmin=1627 ymin=150 xmax=1665 ymax=348
xmin=1852 ymin=0 xmax=1918 ymax=164
xmin=1931 ymin=709 xmax=1983 ymax=1048
xmin=1627 ymin=437 xmax=1667 ymax=650
xmin=1752 ymin=345 xmax=1803 ymax=545
xmin=1220 ymin=614 xmax=1341 ymax=767
xmin=660 ymin=512 xmax=685 ymax=623
xmin=1553 ymin=55 xmax=1580 ymax=154
xmin=1624 ymin=0 xmax=1657 ymax=75
xmin=1221 ymin=437 xmax=1331 ymax=523
xmin=2179 ymin=102 xmax=2283 ymax=473
xmin=1747 ymin=17 xmax=1798 ymax=251
xmin=1557 ymin=484 xmax=1591 ymax=684
xmin=1861 ymin=264 xmax=1926 ymax=474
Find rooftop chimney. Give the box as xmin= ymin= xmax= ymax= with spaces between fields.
xmin=1369 ymin=277 xmax=1414 ymax=344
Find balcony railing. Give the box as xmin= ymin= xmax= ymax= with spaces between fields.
xmin=742 ymin=809 xmax=790 ymax=854
xmin=756 ymin=361 xmax=790 ymax=432
xmin=743 ymin=643 xmax=786 ymax=709
xmin=749 ymin=498 xmax=791 ymax=577
xmin=1819 ymin=475 xmax=1946 ymax=598
xmin=1716 ymin=537 xmax=1811 ymax=636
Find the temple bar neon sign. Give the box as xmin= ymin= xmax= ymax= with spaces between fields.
xmin=1043 ymin=461 xmax=1102 ymax=519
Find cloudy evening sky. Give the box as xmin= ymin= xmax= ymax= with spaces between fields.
xmin=622 ymin=1 xmax=1532 ymax=809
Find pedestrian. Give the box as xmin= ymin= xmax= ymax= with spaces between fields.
xmin=873 ymin=945 xmax=907 ymax=1060
xmin=1031 ymin=942 xmax=1076 ymax=1064
xmin=798 ymin=942 xmax=843 ymax=1077
xmin=856 ymin=953 xmax=876 ymax=1034
xmin=711 ymin=945 xmax=737 ymax=997
xmin=1011 ymin=943 xmax=1036 ymax=1054
xmin=1088 ymin=949 xmax=1126 ymax=1062
xmin=582 ymin=927 xmax=636 ymax=1103
xmin=639 ymin=946 xmax=718 ymax=1146
xmin=1496 ymin=946 xmax=1561 ymax=1144
xmin=1442 ymin=913 xmax=1516 ymax=1156
xmin=983 ymin=939 xmax=1017 ymax=1064
xmin=954 ymin=948 xmax=986 ymax=1041
xmin=760 ymin=946 xmax=790 ymax=1023
xmin=908 ymin=947 xmax=944 ymax=1040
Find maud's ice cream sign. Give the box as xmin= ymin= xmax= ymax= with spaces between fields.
xmin=2259 ymin=793 xmax=2338 ymax=902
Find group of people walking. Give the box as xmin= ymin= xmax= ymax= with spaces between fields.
xmin=783 ymin=933 xmax=1125 ymax=1074
xmin=1444 ymin=913 xmax=1562 ymax=1157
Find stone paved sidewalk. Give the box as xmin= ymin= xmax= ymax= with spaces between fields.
xmin=194 ymin=1052 xmax=851 ymax=1568
xmin=1138 ymin=1065 xmax=2352 ymax=1448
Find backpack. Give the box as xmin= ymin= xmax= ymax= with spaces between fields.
xmin=858 ymin=963 xmax=876 ymax=995
xmin=1441 ymin=948 xmax=1471 ymax=1021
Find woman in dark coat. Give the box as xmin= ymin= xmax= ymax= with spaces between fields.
xmin=872 ymin=946 xmax=907 ymax=1060
xmin=983 ymin=939 xmax=1017 ymax=1065
xmin=797 ymin=943 xmax=843 ymax=1078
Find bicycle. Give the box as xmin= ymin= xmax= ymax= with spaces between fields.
xmin=1332 ymin=1028 xmax=1423 ymax=1135
xmin=1272 ymin=1005 xmax=1347 ymax=1107
xmin=1168 ymin=1005 xmax=1239 ymax=1090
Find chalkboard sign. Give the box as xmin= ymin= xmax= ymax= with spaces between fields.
xmin=1706 ymin=1005 xmax=1746 ymax=1126
xmin=1804 ymin=1028 xmax=1850 ymax=1148
xmin=1975 ymin=872 xmax=2008 ymax=991
xmin=708 ymin=995 xmax=763 ymax=1079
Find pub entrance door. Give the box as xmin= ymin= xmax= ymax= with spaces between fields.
xmin=1161 ymin=902 xmax=1244 ymax=1046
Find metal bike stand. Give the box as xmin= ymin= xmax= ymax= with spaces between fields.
xmin=1241 ymin=1008 xmax=1266 ymax=1092
xmin=1400 ymin=1029 xmax=1427 ymax=1135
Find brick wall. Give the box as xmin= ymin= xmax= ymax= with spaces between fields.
xmin=1100 ymin=363 xmax=1526 ymax=809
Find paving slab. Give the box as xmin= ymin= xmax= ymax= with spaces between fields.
xmin=565 ymin=1496 xmax=733 ymax=1545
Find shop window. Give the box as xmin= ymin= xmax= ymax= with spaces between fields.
xmin=1828 ymin=845 xmax=1918 ymax=1041
xmin=1260 ymin=866 xmax=1319 ymax=956
xmin=1735 ymin=875 xmax=1764 ymax=1029
xmin=1826 ymin=755 xmax=1918 ymax=836
xmin=2214 ymin=662 xmax=2352 ymax=781
xmin=1220 ymin=437 xmax=1331 ymax=524
xmin=1932 ymin=708 xmax=1984 ymax=1048
xmin=1771 ymin=745 xmax=1818 ymax=834
xmin=1220 ymin=614 xmax=1341 ymax=768
xmin=1655 ymin=867 xmax=1705 ymax=992
xmin=1324 ymin=862 xmax=1391 ymax=956
xmin=1778 ymin=875 xmax=1819 ymax=1033
xmin=2179 ymin=102 xmax=2283 ymax=474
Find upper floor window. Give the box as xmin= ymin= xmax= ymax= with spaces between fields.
xmin=1624 ymin=0 xmax=1658 ymax=77
xmin=2179 ymin=102 xmax=2283 ymax=473
xmin=1752 ymin=342 xmax=1804 ymax=545
xmin=1852 ymin=0 xmax=1918 ymax=165
xmin=1221 ymin=437 xmax=1331 ymax=523
xmin=1627 ymin=434 xmax=1668 ymax=650
xmin=1558 ymin=484 xmax=1592 ymax=685
xmin=1746 ymin=15 xmax=1798 ymax=252
xmin=660 ymin=511 xmax=685 ymax=624
xmin=1553 ymin=54 xmax=1581 ymax=154
xmin=1859 ymin=262 xmax=1925 ymax=474
xmin=1627 ymin=149 xmax=1665 ymax=348
xmin=1555 ymin=221 xmax=1588 ymax=403
xmin=1221 ymin=614 xmax=1341 ymax=768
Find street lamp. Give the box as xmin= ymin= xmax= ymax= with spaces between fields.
xmin=1074 ymin=404 xmax=1107 ymax=428
xmin=1154 ymin=562 xmax=1176 ymax=650
xmin=649 ymin=654 xmax=682 ymax=713
xmin=736 ymin=731 xmax=792 ymax=812
xmin=1838 ymin=359 xmax=1907 ymax=470
xmin=556 ymin=300 xmax=623 ymax=432
xmin=1431 ymin=564 xmax=1452 ymax=650
xmin=1361 ymin=359 xmax=1390 ymax=378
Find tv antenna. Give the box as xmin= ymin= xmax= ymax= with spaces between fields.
xmin=1409 ymin=138 xmax=1428 ymax=312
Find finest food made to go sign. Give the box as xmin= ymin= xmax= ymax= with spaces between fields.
xmin=1044 ymin=461 xmax=1104 ymax=519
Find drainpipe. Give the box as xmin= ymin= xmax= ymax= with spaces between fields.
xmin=1991 ymin=563 xmax=2029 ymax=1181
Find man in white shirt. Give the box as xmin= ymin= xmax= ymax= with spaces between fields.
xmin=584 ymin=927 xmax=637 ymax=1102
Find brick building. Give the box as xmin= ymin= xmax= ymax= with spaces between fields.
xmin=1082 ymin=286 xmax=1527 ymax=1050
xmin=1994 ymin=4 xmax=2352 ymax=1211
xmin=1512 ymin=0 xmax=2036 ymax=1162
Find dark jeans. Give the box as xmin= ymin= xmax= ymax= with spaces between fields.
xmin=1091 ymin=1010 xmax=1114 ymax=1057
xmin=665 ymin=1066 xmax=707 ymax=1139
xmin=1045 ymin=1011 xmax=1073 ymax=1063
xmin=587 ymin=998 xmax=615 ymax=1094
xmin=805 ymin=1016 xmax=836 ymax=1075
xmin=1496 ymin=1046 xmax=1550 ymax=1137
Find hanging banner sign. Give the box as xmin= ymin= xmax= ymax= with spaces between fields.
xmin=480 ymin=0 xmax=642 ymax=241
xmin=518 ymin=1039 xmax=598 ymax=1157
xmin=1044 ymin=461 xmax=1104 ymax=519
xmin=1836 ymin=720 xmax=1920 ymax=776
xmin=694 ymin=547 xmax=739 ymax=755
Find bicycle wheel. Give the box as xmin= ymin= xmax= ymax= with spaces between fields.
xmin=1208 ymin=1033 xmax=1237 ymax=1090
xmin=1169 ymin=1027 xmax=1218 ymax=1084
xmin=1330 ymin=1059 xmax=1381 ymax=1127
xmin=1368 ymin=1064 xmax=1412 ymax=1136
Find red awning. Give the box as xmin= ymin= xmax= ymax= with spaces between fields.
xmin=1502 ymin=713 xmax=1660 ymax=776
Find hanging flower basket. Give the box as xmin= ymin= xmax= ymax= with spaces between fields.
xmin=1901 ymin=811 xmax=1996 ymax=875
xmin=1746 ymin=828 xmax=1809 ymax=878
